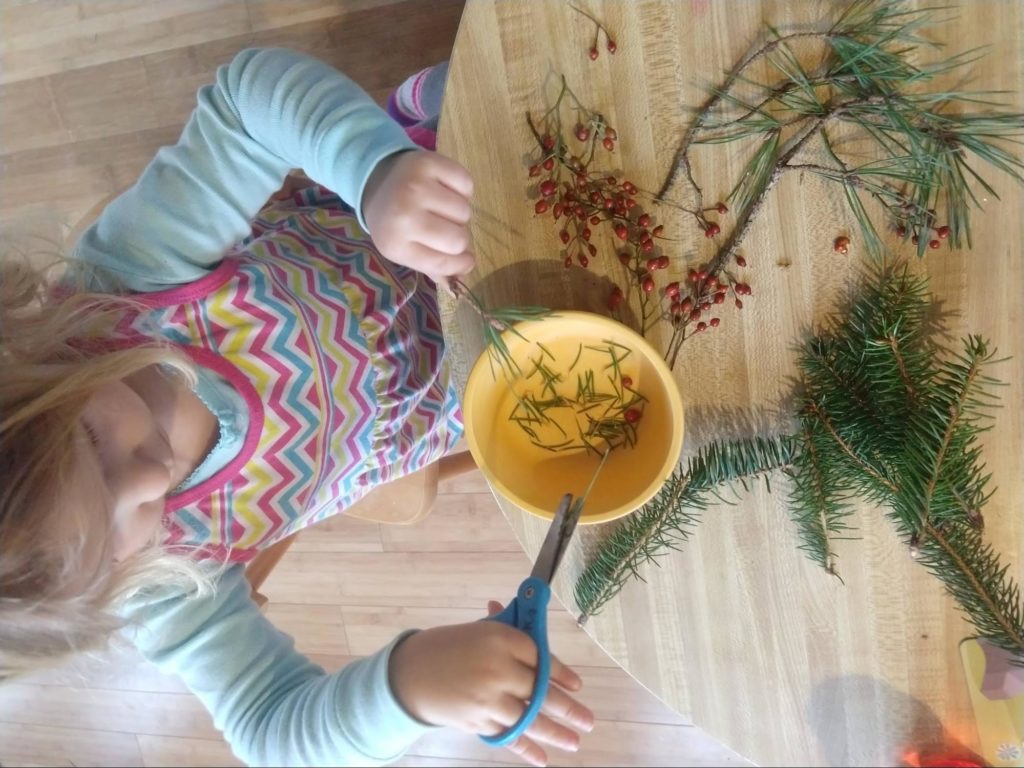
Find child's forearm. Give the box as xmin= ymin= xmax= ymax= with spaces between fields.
xmin=74 ymin=47 xmax=415 ymax=292
xmin=125 ymin=565 xmax=432 ymax=766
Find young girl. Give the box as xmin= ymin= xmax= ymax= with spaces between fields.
xmin=0 ymin=48 xmax=592 ymax=767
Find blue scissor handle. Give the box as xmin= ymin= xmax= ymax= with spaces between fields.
xmin=479 ymin=576 xmax=552 ymax=748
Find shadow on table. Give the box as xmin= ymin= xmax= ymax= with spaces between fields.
xmin=467 ymin=259 xmax=643 ymax=333
xmin=808 ymin=674 xmax=982 ymax=767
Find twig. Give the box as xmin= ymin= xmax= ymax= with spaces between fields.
xmin=656 ymin=31 xmax=839 ymax=202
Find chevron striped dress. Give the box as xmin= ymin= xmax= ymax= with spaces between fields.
xmin=117 ymin=186 xmax=462 ymax=564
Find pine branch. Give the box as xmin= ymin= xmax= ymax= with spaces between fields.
xmin=574 ymin=436 xmax=793 ymax=623
xmin=654 ymin=0 xmax=1024 ymax=331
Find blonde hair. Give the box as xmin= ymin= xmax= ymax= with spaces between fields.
xmin=0 ymin=253 xmax=211 ymax=679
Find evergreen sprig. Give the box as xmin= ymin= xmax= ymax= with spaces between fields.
xmin=573 ymin=265 xmax=1024 ymax=658
xmin=449 ymin=278 xmax=551 ymax=379
xmin=657 ymin=0 xmax=1024 ymax=277
xmin=574 ymin=436 xmax=793 ymax=623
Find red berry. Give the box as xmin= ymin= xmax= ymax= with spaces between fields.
xmin=652 ymin=225 xmax=664 ymax=237
xmin=657 ymin=255 xmax=669 ymax=269
xmin=714 ymin=292 xmax=726 ymax=304
xmin=560 ymin=229 xmax=570 ymax=244
xmin=603 ymin=136 xmax=615 ymax=151
xmin=696 ymin=321 xmax=707 ymax=332
xmin=540 ymin=179 xmax=557 ymax=197
xmin=709 ymin=317 xmax=721 ymax=328
xmin=896 ymin=224 xmax=907 ymax=238
xmin=535 ymin=199 xmax=548 ymax=214
xmin=735 ymin=255 xmax=747 ymax=267
xmin=622 ymin=181 xmax=637 ymax=195
xmin=543 ymin=157 xmax=555 ymax=171
xmin=582 ymin=227 xmax=592 ymax=241
xmin=608 ymin=286 xmax=624 ymax=310
xmin=641 ymin=276 xmax=655 ymax=294
xmin=700 ymin=301 xmax=711 ymax=312
xmin=589 ymin=46 xmax=599 ymax=60
xmin=680 ymin=297 xmax=693 ymax=313
xmin=575 ymin=125 xmax=590 ymax=142
xmin=624 ymin=407 xmax=641 ymax=423
xmin=587 ymin=243 xmax=597 ymax=257
xmin=618 ymin=251 xmax=631 ymax=266
xmin=614 ymin=224 xmax=629 ymax=240
xmin=688 ymin=269 xmax=699 ymax=283
xmin=929 ymin=239 xmax=940 ymax=249
xmin=529 ymin=164 xmax=541 ymax=177
xmin=665 ymin=282 xmax=680 ymax=299
xmin=646 ymin=257 xmax=660 ymax=271
xmin=716 ymin=202 xmax=728 ymax=214
xmin=936 ymin=225 xmax=950 ymax=239
xmin=833 ymin=236 xmax=850 ymax=254
xmin=606 ymin=176 xmax=617 ymax=185
xmin=625 ymin=198 xmax=637 ymax=209
xmin=641 ymin=240 xmax=655 ymax=253
xmin=604 ymin=198 xmax=615 ymax=210
xmin=637 ymin=213 xmax=652 ymax=228
xmin=735 ymin=282 xmax=751 ymax=295
xmin=578 ymin=253 xmax=589 ymax=267
xmin=696 ymin=270 xmax=708 ymax=281
xmin=590 ymin=215 xmax=601 ymax=225
xmin=607 ymin=39 xmax=617 ymax=54
xmin=604 ymin=127 xmax=617 ymax=141
xmin=576 ymin=206 xmax=587 ymax=220
xmin=621 ymin=375 xmax=632 ymax=387
xmin=704 ymin=223 xmax=720 ymax=238
xmin=564 ymin=255 xmax=572 ymax=268
xmin=688 ymin=309 xmax=702 ymax=322
xmin=735 ymin=298 xmax=743 ymax=309
xmin=542 ymin=135 xmax=556 ymax=151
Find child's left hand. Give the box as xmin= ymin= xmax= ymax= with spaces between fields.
xmin=362 ymin=150 xmax=475 ymax=279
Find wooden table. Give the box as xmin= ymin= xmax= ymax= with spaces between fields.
xmin=436 ymin=2 xmax=1024 ymax=765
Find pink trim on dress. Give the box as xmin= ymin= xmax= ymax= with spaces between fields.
xmin=135 ymin=259 xmax=238 ymax=309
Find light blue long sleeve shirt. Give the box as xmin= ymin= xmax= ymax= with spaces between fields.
xmin=79 ymin=48 xmax=438 ymax=765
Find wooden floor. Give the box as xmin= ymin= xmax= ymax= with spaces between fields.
xmin=0 ymin=2 xmax=744 ymax=766
xmin=0 ymin=469 xmax=745 ymax=767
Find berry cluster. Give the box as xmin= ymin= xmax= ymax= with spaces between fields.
xmin=527 ymin=78 xmax=749 ymax=341
xmin=569 ymin=3 xmax=617 ymax=60
xmin=895 ymin=219 xmax=950 ymax=251
xmin=611 ymin=254 xmax=752 ymax=337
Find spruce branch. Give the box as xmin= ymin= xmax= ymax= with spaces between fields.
xmin=574 ymin=436 xmax=793 ymax=624
xmin=575 ymin=264 xmax=1024 ymax=658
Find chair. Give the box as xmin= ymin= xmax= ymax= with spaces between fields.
xmin=244 ymin=450 xmax=478 ymax=607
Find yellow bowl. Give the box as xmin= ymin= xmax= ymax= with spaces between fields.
xmin=463 ymin=311 xmax=684 ymax=524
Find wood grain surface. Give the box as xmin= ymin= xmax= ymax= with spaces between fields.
xmin=436 ymin=1 xmax=1024 ymax=765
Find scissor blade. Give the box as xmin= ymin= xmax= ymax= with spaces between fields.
xmin=530 ymin=493 xmax=581 ymax=583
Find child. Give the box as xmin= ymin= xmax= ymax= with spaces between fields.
xmin=0 ymin=48 xmax=592 ymax=767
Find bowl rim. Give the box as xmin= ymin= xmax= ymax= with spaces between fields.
xmin=462 ymin=310 xmax=684 ymax=524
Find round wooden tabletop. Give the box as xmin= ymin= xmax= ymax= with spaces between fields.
xmin=437 ymin=1 xmax=1024 ymax=764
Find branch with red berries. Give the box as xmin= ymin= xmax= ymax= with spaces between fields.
xmin=524 ymin=77 xmax=749 ymax=354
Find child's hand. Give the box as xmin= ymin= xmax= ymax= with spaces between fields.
xmin=362 ymin=151 xmax=475 ymax=279
xmin=388 ymin=601 xmax=595 ymax=767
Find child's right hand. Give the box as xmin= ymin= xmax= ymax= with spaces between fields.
xmin=388 ymin=601 xmax=595 ymax=767
xmin=361 ymin=150 xmax=475 ymax=280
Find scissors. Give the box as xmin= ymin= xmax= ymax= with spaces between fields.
xmin=480 ymin=493 xmax=583 ymax=748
